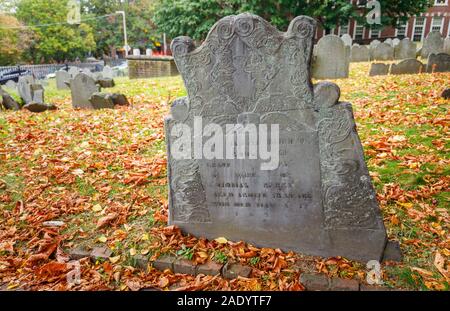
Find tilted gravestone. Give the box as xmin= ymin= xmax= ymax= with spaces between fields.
xmin=68 ymin=73 xmax=100 ymax=109
xmin=372 ymin=42 xmax=394 ymax=61
xmin=56 ymin=70 xmax=71 ymax=90
xmin=351 ymin=45 xmax=370 ymax=62
xmin=421 ymin=32 xmax=444 ymax=59
xmin=390 ymin=59 xmax=424 ymax=75
xmin=166 ymin=14 xmax=388 ymax=262
xmin=313 ymin=35 xmax=350 ymax=79
xmin=369 ymin=63 xmax=390 ymax=76
xmin=18 ymin=75 xmax=45 ymax=105
xmin=394 ymin=38 xmax=417 ymax=60
xmin=426 ymin=53 xmax=450 ymax=73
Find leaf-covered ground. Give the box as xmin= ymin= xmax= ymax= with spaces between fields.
xmin=0 ymin=63 xmax=448 ymax=291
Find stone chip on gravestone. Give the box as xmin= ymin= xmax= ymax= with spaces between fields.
xmin=351 ymin=45 xmax=370 ymax=62
xmin=372 ymin=43 xmax=394 ymax=61
xmin=421 ymin=31 xmax=444 ymax=59
xmin=426 ymin=53 xmax=450 ymax=73
xmin=394 ymin=38 xmax=417 ymax=60
xmin=313 ymin=35 xmax=350 ymax=79
xmin=390 ymin=59 xmax=424 ymax=75
xmin=166 ymin=13 xmax=388 ymax=262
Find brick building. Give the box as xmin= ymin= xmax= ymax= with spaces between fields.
xmin=316 ymin=0 xmax=450 ymax=43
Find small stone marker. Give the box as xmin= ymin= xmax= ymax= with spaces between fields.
xmin=68 ymin=73 xmax=100 ymax=109
xmin=167 ymin=14 xmax=388 ymax=262
xmin=313 ymin=34 xmax=350 ymax=79
xmin=89 ymin=93 xmax=115 ymax=109
xmin=351 ymin=45 xmax=370 ymax=62
xmin=341 ymin=34 xmax=352 ymax=47
xmin=97 ymin=77 xmax=115 ymax=88
xmin=56 ymin=70 xmax=70 ymax=90
xmin=0 ymin=87 xmax=20 ymax=111
xmin=426 ymin=53 xmax=450 ymax=73
xmin=23 ymin=102 xmax=57 ymax=113
xmin=394 ymin=38 xmax=417 ymax=60
xmin=369 ymin=63 xmax=390 ymax=76
xmin=390 ymin=59 xmax=424 ymax=75
xmin=441 ymin=88 xmax=450 ymax=100
xmin=421 ymin=31 xmax=444 ymax=59
xmin=372 ymin=42 xmax=394 ymax=61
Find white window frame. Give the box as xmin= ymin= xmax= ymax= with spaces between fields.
xmin=395 ymin=20 xmax=409 ymax=39
xmin=338 ymin=21 xmax=350 ymax=36
xmin=369 ymin=27 xmax=381 ymax=39
xmin=412 ymin=16 xmax=426 ymax=42
xmin=434 ymin=0 xmax=448 ymax=6
xmin=353 ymin=21 xmax=365 ymax=40
xmin=431 ymin=16 xmax=445 ymax=35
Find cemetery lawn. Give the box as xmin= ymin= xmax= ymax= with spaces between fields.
xmin=0 ymin=64 xmax=448 ymax=291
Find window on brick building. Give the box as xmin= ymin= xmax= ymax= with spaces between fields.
xmin=339 ymin=23 xmax=349 ymax=36
xmin=431 ymin=17 xmax=444 ymax=34
xmin=434 ymin=0 xmax=448 ymax=6
xmin=370 ymin=28 xmax=381 ymax=39
xmin=413 ymin=17 xmax=425 ymax=42
xmin=396 ymin=21 xmax=408 ymax=39
xmin=354 ymin=23 xmax=365 ymax=40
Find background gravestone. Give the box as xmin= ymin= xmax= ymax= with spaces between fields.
xmin=68 ymin=66 xmax=80 ymax=78
xmin=369 ymin=63 xmax=390 ymax=76
xmin=313 ymin=35 xmax=350 ymax=79
xmin=426 ymin=53 xmax=450 ymax=73
xmin=394 ymin=38 xmax=417 ymax=60
xmin=56 ymin=70 xmax=70 ymax=90
xmin=384 ymin=38 xmax=393 ymax=47
xmin=444 ymin=37 xmax=450 ymax=55
xmin=167 ymin=13 xmax=387 ymax=262
xmin=351 ymin=45 xmax=370 ymax=62
xmin=390 ymin=59 xmax=424 ymax=75
xmin=421 ymin=31 xmax=444 ymax=59
xmin=68 ymin=73 xmax=100 ymax=109
xmin=5 ymin=80 xmax=17 ymax=91
xmin=392 ymin=38 xmax=400 ymax=47
xmin=372 ymin=42 xmax=394 ymax=61
xmin=341 ymin=34 xmax=352 ymax=47
xmin=102 ymin=65 xmax=114 ymax=79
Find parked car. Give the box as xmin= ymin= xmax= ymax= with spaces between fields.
xmin=0 ymin=67 xmax=32 ymax=85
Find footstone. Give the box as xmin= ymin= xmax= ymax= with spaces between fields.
xmin=110 ymin=93 xmax=129 ymax=106
xmin=442 ymin=88 xmax=450 ymax=99
xmin=369 ymin=63 xmax=390 ymax=76
xmin=89 ymin=92 xmax=115 ymax=109
xmin=390 ymin=59 xmax=424 ymax=75
xmin=69 ymin=73 xmax=100 ymax=109
xmin=394 ymin=38 xmax=417 ymax=60
xmin=167 ymin=14 xmax=388 ymax=262
xmin=427 ymin=53 xmax=450 ymax=73
xmin=23 ymin=102 xmax=56 ymax=113
xmin=0 ymin=88 xmax=20 ymax=111
xmin=372 ymin=43 xmax=394 ymax=61
xmin=56 ymin=70 xmax=70 ymax=90
xmin=313 ymin=34 xmax=350 ymax=79
xmin=421 ymin=32 xmax=444 ymax=59
xmin=97 ymin=78 xmax=115 ymax=88
xmin=351 ymin=45 xmax=370 ymax=62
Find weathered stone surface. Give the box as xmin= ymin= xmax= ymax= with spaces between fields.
xmin=382 ymin=240 xmax=403 ymax=262
xmin=5 ymin=80 xmax=17 ymax=91
xmin=17 ymin=75 xmax=36 ymax=104
xmin=68 ymin=66 xmax=80 ymax=78
xmin=369 ymin=63 xmax=390 ymax=76
xmin=427 ymin=53 xmax=450 ymax=73
xmin=56 ymin=70 xmax=70 ymax=90
xmin=69 ymin=246 xmax=91 ymax=261
xmin=167 ymin=14 xmax=387 ymax=262
xmin=300 ymin=273 xmax=329 ymax=291
xmin=69 ymin=73 xmax=100 ymax=109
xmin=390 ymin=59 xmax=424 ymax=75
xmin=421 ymin=32 xmax=444 ymax=59
xmin=392 ymin=38 xmax=400 ymax=47
xmin=341 ymin=34 xmax=352 ymax=47
xmin=173 ymin=258 xmax=197 ymax=275
xmin=133 ymin=255 xmax=149 ymax=270
xmin=351 ymin=45 xmax=370 ymax=62
xmin=222 ymin=262 xmax=252 ymax=279
xmin=0 ymin=88 xmax=20 ymax=111
xmin=102 ymin=65 xmax=114 ymax=79
xmin=384 ymin=38 xmax=393 ymax=47
xmin=330 ymin=278 xmax=359 ymax=291
xmin=372 ymin=43 xmax=394 ymax=61
xmin=444 ymin=38 xmax=450 ymax=55
xmin=196 ymin=261 xmax=223 ymax=276
xmin=441 ymin=88 xmax=450 ymax=100
xmin=110 ymin=93 xmax=130 ymax=106
xmin=313 ymin=34 xmax=350 ymax=79
xmin=152 ymin=255 xmax=176 ymax=271
xmin=394 ymin=38 xmax=417 ymax=60
xmin=90 ymin=246 xmax=112 ymax=262
xmin=23 ymin=102 xmax=56 ymax=113
xmin=89 ymin=92 xmax=115 ymax=110
xmin=97 ymin=78 xmax=115 ymax=88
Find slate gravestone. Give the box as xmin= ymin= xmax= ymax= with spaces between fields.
xmin=351 ymin=45 xmax=370 ymax=62
xmin=102 ymin=65 xmax=114 ymax=79
xmin=394 ymin=38 xmax=417 ymax=60
xmin=166 ymin=14 xmax=388 ymax=262
xmin=341 ymin=34 xmax=352 ymax=47
xmin=313 ymin=35 xmax=350 ymax=79
xmin=444 ymin=38 xmax=450 ymax=55
xmin=56 ymin=70 xmax=71 ymax=90
xmin=369 ymin=63 xmax=390 ymax=76
xmin=392 ymin=38 xmax=400 ymax=47
xmin=421 ymin=32 xmax=444 ymax=59
xmin=18 ymin=75 xmax=45 ymax=104
xmin=372 ymin=43 xmax=394 ymax=61
xmin=390 ymin=59 xmax=424 ymax=75
xmin=369 ymin=40 xmax=381 ymax=60
xmin=68 ymin=73 xmax=100 ymax=109
xmin=427 ymin=53 xmax=450 ymax=73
